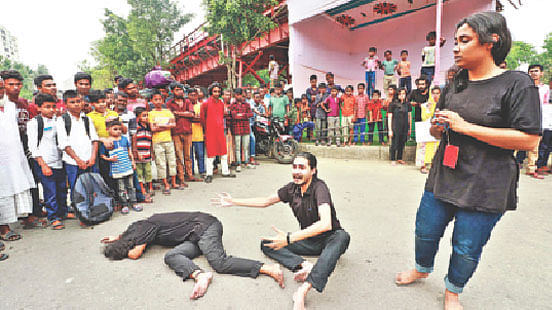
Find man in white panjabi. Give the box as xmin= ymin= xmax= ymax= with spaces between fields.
xmin=0 ymin=75 xmax=36 ymax=245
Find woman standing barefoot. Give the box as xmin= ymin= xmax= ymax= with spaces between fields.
xmin=396 ymin=12 xmax=541 ymax=310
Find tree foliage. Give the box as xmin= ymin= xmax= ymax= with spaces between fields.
xmin=89 ymin=0 xmax=192 ymax=83
xmin=505 ymin=41 xmax=539 ymax=71
xmin=202 ymin=0 xmax=279 ymax=88
xmin=0 ymin=56 xmax=50 ymax=100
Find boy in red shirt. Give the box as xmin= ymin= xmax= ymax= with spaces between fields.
xmin=341 ymin=86 xmax=356 ymax=146
xmin=367 ymin=90 xmax=385 ymax=145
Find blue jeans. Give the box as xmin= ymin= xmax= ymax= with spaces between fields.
xmin=365 ymin=71 xmax=376 ymax=98
xmin=293 ymin=122 xmax=315 ymax=141
xmin=537 ymin=130 xmax=552 ymax=168
xmin=420 ymin=66 xmax=435 ymax=85
xmin=133 ymin=171 xmax=145 ymax=202
xmin=33 ymin=161 xmax=67 ymax=221
xmin=65 ymin=163 xmax=91 ymax=200
xmin=353 ymin=118 xmax=366 ymax=143
xmin=415 ymin=191 xmax=503 ymax=294
xmin=250 ymin=128 xmax=256 ymax=157
xmin=399 ymin=76 xmax=412 ymax=93
xmin=191 ymin=142 xmax=205 ymax=174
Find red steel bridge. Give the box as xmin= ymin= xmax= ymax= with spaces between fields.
xmin=167 ymin=1 xmax=289 ymax=87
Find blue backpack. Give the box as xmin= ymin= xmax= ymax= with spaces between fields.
xmin=72 ymin=173 xmax=115 ymax=225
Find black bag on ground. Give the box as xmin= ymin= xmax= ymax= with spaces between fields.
xmin=72 ymin=172 xmax=115 ymax=225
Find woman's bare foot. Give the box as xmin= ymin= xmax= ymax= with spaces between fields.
xmin=445 ymin=289 xmax=463 ymax=310
xmin=293 ymin=282 xmax=312 ymax=310
xmin=395 ymin=269 xmax=429 ymax=285
xmin=190 ymin=271 xmax=213 ymax=300
xmin=293 ymin=261 xmax=314 ymax=282
xmin=260 ymin=263 xmax=285 ymax=288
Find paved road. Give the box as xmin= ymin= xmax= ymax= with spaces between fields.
xmin=1 ymin=158 xmax=550 ymax=309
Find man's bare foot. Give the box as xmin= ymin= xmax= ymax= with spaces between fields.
xmin=190 ymin=271 xmax=213 ymax=300
xmin=293 ymin=261 xmax=314 ymax=282
xmin=395 ymin=269 xmax=429 ymax=285
xmin=293 ymin=282 xmax=312 ymax=310
xmin=260 ymin=263 xmax=285 ymax=288
xmin=445 ymin=289 xmax=463 ymax=310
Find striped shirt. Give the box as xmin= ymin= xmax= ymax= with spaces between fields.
xmin=135 ymin=123 xmax=152 ymax=163
xmin=100 ymin=136 xmax=133 ymax=178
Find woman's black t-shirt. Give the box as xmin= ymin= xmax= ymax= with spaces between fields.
xmin=425 ymin=70 xmax=541 ymax=213
xmin=388 ymin=100 xmax=412 ymax=134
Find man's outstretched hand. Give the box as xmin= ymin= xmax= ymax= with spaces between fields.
xmin=100 ymin=235 xmax=120 ymax=244
xmin=211 ymin=192 xmax=233 ymax=207
xmin=262 ymin=226 xmax=288 ymax=250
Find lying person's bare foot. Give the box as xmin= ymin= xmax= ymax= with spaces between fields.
xmin=444 ymin=289 xmax=463 ymax=310
xmin=260 ymin=263 xmax=285 ymax=288
xmin=293 ymin=282 xmax=312 ymax=310
xmin=395 ymin=269 xmax=429 ymax=285
xmin=293 ymin=261 xmax=314 ymax=282
xmin=190 ymin=271 xmax=213 ymax=300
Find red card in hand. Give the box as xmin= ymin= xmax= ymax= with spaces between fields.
xmin=443 ymin=145 xmax=459 ymax=169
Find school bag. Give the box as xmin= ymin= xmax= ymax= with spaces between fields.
xmin=72 ymin=172 xmax=115 ymax=225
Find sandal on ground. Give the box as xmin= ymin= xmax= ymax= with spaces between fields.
xmin=51 ymin=220 xmax=65 ymax=230
xmin=142 ymin=195 xmax=153 ymax=203
xmin=172 ymin=184 xmax=187 ymax=190
xmin=121 ymin=206 xmax=130 ymax=214
xmin=132 ymin=205 xmax=144 ymax=212
xmin=21 ymin=218 xmax=48 ymax=230
xmin=163 ymin=189 xmax=171 ymax=195
xmin=0 ymin=230 xmax=21 ymax=241
xmin=65 ymin=212 xmax=77 ymax=220
xmin=0 ymin=253 xmax=8 ymax=261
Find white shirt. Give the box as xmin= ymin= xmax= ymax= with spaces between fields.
xmin=538 ymin=84 xmax=551 ymax=130
xmin=269 ymin=60 xmax=279 ymax=79
xmin=422 ymin=46 xmax=436 ymax=67
xmin=56 ymin=113 xmax=99 ymax=166
xmin=27 ymin=116 xmax=63 ymax=169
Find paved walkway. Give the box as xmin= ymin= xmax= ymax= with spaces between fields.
xmin=0 ymin=158 xmax=550 ymax=309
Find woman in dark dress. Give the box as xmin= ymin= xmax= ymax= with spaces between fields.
xmin=388 ymin=88 xmax=411 ymax=165
xmin=395 ymin=12 xmax=541 ymax=310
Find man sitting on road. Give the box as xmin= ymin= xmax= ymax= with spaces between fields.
xmin=212 ymin=152 xmax=350 ymax=310
xmin=101 ymin=211 xmax=284 ymax=300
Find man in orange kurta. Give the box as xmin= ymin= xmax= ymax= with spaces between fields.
xmin=200 ymin=83 xmax=236 ymax=183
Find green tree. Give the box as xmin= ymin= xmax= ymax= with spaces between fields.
xmin=505 ymin=41 xmax=539 ymax=71
xmin=202 ymin=0 xmax=280 ymax=88
xmin=90 ymin=0 xmax=192 ymax=83
xmin=0 ymin=56 xmax=50 ymax=100
xmin=537 ymin=33 xmax=552 ymax=84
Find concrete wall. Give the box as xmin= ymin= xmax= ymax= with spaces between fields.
xmin=299 ymin=143 xmax=416 ymax=162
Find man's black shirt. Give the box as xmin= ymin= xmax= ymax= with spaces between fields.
xmin=278 ymin=177 xmax=342 ymax=230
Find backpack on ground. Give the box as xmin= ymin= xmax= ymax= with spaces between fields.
xmin=72 ymin=172 xmax=115 ymax=225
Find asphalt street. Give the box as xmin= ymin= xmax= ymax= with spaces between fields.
xmin=0 ymin=158 xmax=550 ymax=309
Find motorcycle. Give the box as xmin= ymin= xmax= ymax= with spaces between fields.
xmin=253 ymin=116 xmax=299 ymax=164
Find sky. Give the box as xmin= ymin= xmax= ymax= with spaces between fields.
xmin=0 ymin=0 xmax=549 ymax=88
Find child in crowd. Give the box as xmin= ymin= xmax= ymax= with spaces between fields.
xmin=314 ymin=83 xmax=329 ymax=146
xmin=57 ymin=90 xmax=99 ymax=208
xmin=388 ymin=88 xmax=411 ymax=165
xmin=325 ymin=87 xmax=341 ymax=147
xmin=87 ymin=90 xmax=120 ymax=189
xmin=341 ymin=85 xmax=355 ymax=146
xmin=132 ymin=107 xmax=155 ymax=198
xmin=28 ymin=93 xmax=67 ymax=229
xmin=361 ymin=47 xmax=379 ymax=98
xmin=100 ymin=120 xmax=142 ymax=214
xmin=305 ymin=75 xmax=318 ymax=106
xmin=421 ymin=31 xmax=446 ymax=85
xmin=398 ymin=50 xmax=412 ymax=94
xmin=417 ymin=87 xmax=441 ymax=174
xmin=382 ymin=85 xmax=397 ymax=145
xmin=354 ymin=83 xmax=369 ymax=144
xmin=148 ymin=90 xmax=178 ymax=195
xmin=189 ymin=88 xmax=206 ymax=177
xmin=381 ymin=50 xmax=399 ymax=98
xmin=287 ymin=98 xmax=300 ymax=137
xmin=229 ymin=88 xmax=253 ymax=171
xmin=367 ymin=90 xmax=385 ymax=145
xmin=291 ymin=96 xmax=315 ymax=142
xmin=300 ymin=94 xmax=314 ymax=141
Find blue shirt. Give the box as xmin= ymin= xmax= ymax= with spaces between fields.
xmin=100 ymin=136 xmax=133 ymax=178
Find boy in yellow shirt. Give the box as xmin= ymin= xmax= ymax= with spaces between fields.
xmin=148 ymin=89 xmax=178 ymax=194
